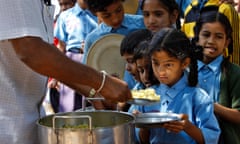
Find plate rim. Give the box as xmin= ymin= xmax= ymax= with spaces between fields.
xmin=134 ymin=112 xmax=180 ymax=128
xmin=127 ymin=98 xmax=160 ymax=105
xmin=86 ymin=34 xmax=126 ymax=79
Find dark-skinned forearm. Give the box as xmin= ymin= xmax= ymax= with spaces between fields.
xmin=10 ymin=36 xmax=103 ymax=90
xmin=214 ymin=103 xmax=240 ymax=124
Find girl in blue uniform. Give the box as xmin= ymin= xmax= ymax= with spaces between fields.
xmin=137 ymin=28 xmax=220 ymax=144
xmin=140 ymin=0 xmax=180 ymax=33
xmin=125 ymin=33 xmax=160 ymax=144
xmin=194 ymin=10 xmax=240 ymax=144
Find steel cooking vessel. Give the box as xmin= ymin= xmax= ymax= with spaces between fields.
xmin=37 ymin=110 xmax=135 ymax=144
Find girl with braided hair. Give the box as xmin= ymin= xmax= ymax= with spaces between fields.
xmin=136 ymin=28 xmax=220 ymax=144
xmin=194 ymin=10 xmax=240 ymax=144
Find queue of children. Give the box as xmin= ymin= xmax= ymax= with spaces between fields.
xmin=194 ymin=9 xmax=240 ymax=144
xmin=47 ymin=0 xmax=98 ymax=113
xmin=129 ymin=1 xmax=239 ymax=143
xmin=138 ymin=27 xmax=220 ymax=144
xmin=125 ymin=0 xmax=239 ymax=143
xmin=82 ymin=0 xmax=146 ymax=91
xmin=49 ymin=0 xmax=240 ymax=143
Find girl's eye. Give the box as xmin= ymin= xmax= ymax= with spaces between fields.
xmin=142 ymin=12 xmax=149 ymax=17
xmin=154 ymin=12 xmax=163 ymax=17
xmin=201 ymin=33 xmax=210 ymax=38
xmin=216 ymin=34 xmax=224 ymax=39
xmin=127 ymin=59 xmax=134 ymax=64
xmin=152 ymin=61 xmax=159 ymax=66
xmin=116 ymin=7 xmax=123 ymax=13
xmin=165 ymin=63 xmax=173 ymax=68
xmin=102 ymin=14 xmax=111 ymax=19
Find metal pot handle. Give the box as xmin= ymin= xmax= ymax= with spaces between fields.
xmin=83 ymin=97 xmax=121 ymax=111
xmin=53 ymin=115 xmax=93 ymax=144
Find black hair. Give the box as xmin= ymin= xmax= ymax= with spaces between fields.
xmin=133 ymin=40 xmax=150 ymax=61
xmin=140 ymin=0 xmax=181 ymax=29
xmin=85 ymin=0 xmax=124 ymax=13
xmin=149 ymin=28 xmax=202 ymax=86
xmin=194 ymin=7 xmax=233 ymax=55
xmin=140 ymin=0 xmax=179 ymax=12
xmin=193 ymin=8 xmax=233 ymax=70
xmin=120 ymin=29 xmax=152 ymax=56
xmin=133 ymin=40 xmax=160 ymax=86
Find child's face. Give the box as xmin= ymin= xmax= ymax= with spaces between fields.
xmin=77 ymin=0 xmax=88 ymax=9
xmin=136 ymin=57 xmax=152 ymax=87
xmin=197 ymin=22 xmax=230 ymax=64
xmin=95 ymin=0 xmax=124 ymax=29
xmin=59 ymin=0 xmax=75 ymax=12
xmin=151 ymin=50 xmax=189 ymax=87
xmin=142 ymin=0 xmax=178 ymax=33
xmin=122 ymin=53 xmax=141 ymax=82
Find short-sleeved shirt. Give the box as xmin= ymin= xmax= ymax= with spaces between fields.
xmin=83 ymin=14 xmax=145 ymax=63
xmin=134 ymin=73 xmax=221 ymax=144
xmin=0 ymin=1 xmax=53 ymax=42
xmin=0 ymin=1 xmax=53 ymax=143
xmin=83 ymin=14 xmax=145 ymax=89
xmin=198 ymin=56 xmax=240 ymax=144
xmin=54 ymin=3 xmax=98 ymax=52
xmin=198 ymin=55 xmax=222 ymax=102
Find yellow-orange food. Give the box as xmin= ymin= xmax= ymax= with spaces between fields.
xmin=131 ymin=88 xmax=160 ymax=101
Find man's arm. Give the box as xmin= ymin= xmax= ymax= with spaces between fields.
xmin=10 ymin=36 xmax=132 ymax=102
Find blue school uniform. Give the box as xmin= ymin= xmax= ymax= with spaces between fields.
xmin=83 ymin=14 xmax=145 ymax=89
xmin=198 ymin=55 xmax=223 ymax=102
xmin=128 ymin=83 xmax=160 ymax=144
xmin=53 ymin=4 xmax=98 ymax=112
xmin=135 ymin=73 xmax=220 ymax=144
xmin=83 ymin=14 xmax=145 ymax=63
xmin=54 ymin=3 xmax=98 ymax=52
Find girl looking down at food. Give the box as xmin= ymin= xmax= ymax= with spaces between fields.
xmin=134 ymin=28 xmax=220 ymax=144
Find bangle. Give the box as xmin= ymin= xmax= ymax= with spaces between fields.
xmin=88 ymin=88 xmax=96 ymax=98
xmin=96 ymin=71 xmax=107 ymax=93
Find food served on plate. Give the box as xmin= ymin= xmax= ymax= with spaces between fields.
xmin=131 ymin=88 xmax=160 ymax=101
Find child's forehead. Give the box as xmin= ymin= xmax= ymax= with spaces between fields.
xmin=97 ymin=0 xmax=123 ymax=12
xmin=136 ymin=56 xmax=149 ymax=62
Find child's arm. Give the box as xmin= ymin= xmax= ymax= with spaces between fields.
xmin=214 ymin=103 xmax=240 ymax=124
xmin=162 ymin=114 xmax=205 ymax=144
xmin=139 ymin=128 xmax=150 ymax=144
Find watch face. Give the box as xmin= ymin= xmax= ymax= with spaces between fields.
xmin=89 ymin=88 xmax=96 ymax=98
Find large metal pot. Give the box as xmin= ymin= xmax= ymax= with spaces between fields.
xmin=37 ymin=110 xmax=135 ymax=144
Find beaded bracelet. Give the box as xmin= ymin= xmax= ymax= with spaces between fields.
xmin=96 ymin=71 xmax=107 ymax=93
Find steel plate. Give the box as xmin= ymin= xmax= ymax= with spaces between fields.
xmin=127 ymin=98 xmax=160 ymax=105
xmin=134 ymin=112 xmax=180 ymax=128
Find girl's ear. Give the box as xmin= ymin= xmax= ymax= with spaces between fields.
xmin=182 ymin=57 xmax=191 ymax=70
xmin=224 ymin=38 xmax=231 ymax=49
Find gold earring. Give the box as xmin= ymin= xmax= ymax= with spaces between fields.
xmin=223 ymin=47 xmax=229 ymax=57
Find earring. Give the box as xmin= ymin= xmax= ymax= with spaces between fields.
xmin=223 ymin=47 xmax=229 ymax=57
